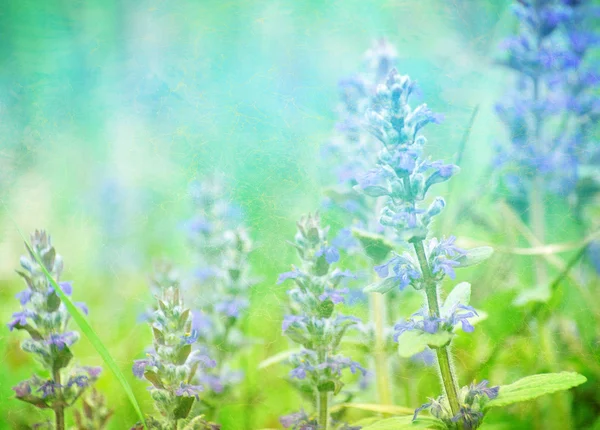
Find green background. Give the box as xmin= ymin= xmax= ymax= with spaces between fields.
xmin=1 ymin=1 xmax=597 ymax=429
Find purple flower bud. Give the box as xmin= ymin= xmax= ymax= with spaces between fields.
xmin=175 ymin=382 xmax=203 ymax=400
xmin=12 ymin=381 xmax=32 ymax=398
xmin=15 ymin=289 xmax=32 ymax=305
xmin=7 ymin=310 xmax=35 ymax=331
xmin=315 ymin=246 xmax=340 ymax=264
xmin=277 ymin=269 xmax=305 ymax=284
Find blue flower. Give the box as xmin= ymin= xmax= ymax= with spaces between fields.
xmin=277 ymin=268 xmax=305 ymax=284
xmin=467 ymin=380 xmax=500 ymax=401
xmin=181 ymin=329 xmax=199 ymax=344
xmin=315 ymin=246 xmax=340 ymax=264
xmin=280 ymin=409 xmax=313 ymax=429
xmin=189 ymin=352 xmax=217 ymax=369
xmin=175 ymin=382 xmax=203 ymax=400
xmin=282 ymin=315 xmax=306 ymax=332
xmin=12 ymin=381 xmax=32 ymax=398
xmin=374 ymin=254 xmax=421 ymax=291
xmin=215 ymin=298 xmax=248 ymax=318
xmin=428 ymin=237 xmax=466 ymax=280
xmin=67 ymin=375 xmax=90 ymax=388
xmin=15 ymin=289 xmax=32 ymax=305
xmin=46 ymin=332 xmax=78 ymax=350
xmin=394 ymin=304 xmax=478 ymax=341
xmin=37 ymin=381 xmax=60 ymax=398
xmin=132 ymin=359 xmax=151 ymax=378
xmin=289 ymin=365 xmax=310 ymax=380
xmin=7 ymin=310 xmax=35 ymax=331
xmin=191 ymin=310 xmax=212 ymax=332
xmin=331 ymin=228 xmax=358 ymax=251
xmin=319 ymin=288 xmax=348 ymax=304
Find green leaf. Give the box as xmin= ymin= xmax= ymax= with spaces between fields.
xmin=258 ymin=348 xmax=301 ymax=370
xmin=15 ymin=394 xmax=50 ymax=409
xmin=47 ymin=291 xmax=61 ymax=312
xmin=364 ymin=277 xmax=397 ymax=295
xmin=485 ymin=372 xmax=587 ymax=410
xmin=352 ymin=228 xmax=395 ymax=264
xmin=330 ymin=402 xmax=414 ymax=416
xmin=397 ymin=329 xmax=452 ymax=358
xmin=173 ymin=396 xmax=195 ymax=420
xmin=314 ymin=255 xmax=330 ymax=276
xmin=144 ymin=370 xmax=164 ymax=389
xmin=351 ymin=417 xmax=380 ymax=427
xmin=177 ymin=344 xmax=192 ymax=365
xmin=18 ymin=231 xmax=147 ymax=429
xmin=284 ymin=323 xmax=311 ymax=346
xmin=152 ymin=327 xmax=165 ymax=345
xmin=16 ymin=323 xmax=44 ymax=340
xmin=456 ymin=246 xmax=494 ymax=268
xmin=52 ymin=345 xmax=74 ymax=371
xmin=513 ymin=283 xmax=551 ymax=306
xmin=179 ymin=309 xmax=190 ymax=325
xmin=317 ymin=298 xmax=334 ymax=318
xmin=317 ymin=379 xmax=344 ymax=394
xmin=362 ymin=415 xmax=446 ymax=429
xmin=441 ymin=282 xmax=471 ymax=316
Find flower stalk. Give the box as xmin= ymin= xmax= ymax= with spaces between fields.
xmin=412 ymin=239 xmax=461 ymax=421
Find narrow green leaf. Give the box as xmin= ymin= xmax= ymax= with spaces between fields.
xmin=352 ymin=228 xmax=395 ymax=264
xmin=258 ymin=348 xmax=301 ymax=369
xmin=173 ymin=396 xmax=195 ymax=420
xmin=364 ymin=277 xmax=397 ymax=295
xmin=513 ymin=283 xmax=551 ymax=307
xmin=485 ymin=372 xmax=587 ymax=410
xmin=456 ymin=246 xmax=494 ymax=268
xmin=20 ymin=235 xmax=147 ymax=428
xmin=330 ymin=402 xmax=414 ymax=416
xmin=144 ymin=370 xmax=164 ymax=389
xmin=177 ymin=344 xmax=192 ymax=365
xmin=397 ymin=330 xmax=452 ymax=358
xmin=362 ymin=415 xmax=446 ymax=429
xmin=350 ymin=417 xmax=381 ymax=427
xmin=52 ymin=345 xmax=74 ymax=371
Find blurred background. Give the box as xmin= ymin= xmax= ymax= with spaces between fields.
xmin=1 ymin=1 xmax=597 ymax=429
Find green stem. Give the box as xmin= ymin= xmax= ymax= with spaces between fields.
xmin=412 ymin=240 xmax=462 ymax=426
xmin=530 ymin=177 xmax=548 ymax=287
xmin=370 ymin=278 xmax=393 ymax=408
xmin=317 ymin=349 xmax=329 ymax=430
xmin=53 ymin=369 xmax=65 ymax=430
xmin=318 ymin=391 xmax=329 ymax=430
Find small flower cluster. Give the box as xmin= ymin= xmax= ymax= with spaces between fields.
xmin=7 ymin=230 xmax=102 ymax=427
xmin=280 ymin=409 xmax=318 ymax=430
xmin=393 ymin=304 xmax=478 ymax=342
xmin=278 ymin=213 xmax=365 ymax=427
xmin=185 ymin=175 xmax=253 ymax=396
xmin=495 ymin=0 xmax=599 ymax=197
xmin=132 ymin=273 xmax=217 ymax=429
xmin=414 ymin=380 xmax=500 ymax=430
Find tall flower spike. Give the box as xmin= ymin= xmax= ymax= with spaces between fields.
xmin=8 ymin=230 xmax=103 ymax=430
xmin=357 ymin=67 xmax=498 ymax=429
xmin=185 ymin=173 xmax=255 ymax=418
xmin=323 ymin=39 xmax=398 ymax=235
xmin=132 ymin=267 xmax=219 ymax=429
xmin=495 ymin=0 xmax=599 ymax=199
xmin=278 ymin=213 xmax=364 ymax=430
